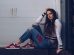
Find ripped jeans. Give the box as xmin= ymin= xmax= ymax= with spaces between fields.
xmin=19 ymin=25 xmax=57 ymax=49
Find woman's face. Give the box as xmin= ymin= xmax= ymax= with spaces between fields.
xmin=47 ymin=11 xmax=54 ymax=20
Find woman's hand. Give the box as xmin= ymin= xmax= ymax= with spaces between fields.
xmin=56 ymin=48 xmax=63 ymax=54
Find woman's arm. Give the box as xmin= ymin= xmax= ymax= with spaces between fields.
xmin=34 ymin=12 xmax=46 ymax=24
xmin=55 ymin=19 xmax=63 ymax=54
xmin=35 ymin=15 xmax=44 ymax=24
xmin=55 ymin=19 xmax=63 ymax=49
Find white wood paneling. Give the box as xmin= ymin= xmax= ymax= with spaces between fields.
xmin=0 ymin=0 xmax=61 ymax=46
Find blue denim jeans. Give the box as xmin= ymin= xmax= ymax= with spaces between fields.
xmin=19 ymin=25 xmax=53 ymax=49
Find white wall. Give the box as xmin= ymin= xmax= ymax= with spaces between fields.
xmin=0 ymin=0 xmax=61 ymax=46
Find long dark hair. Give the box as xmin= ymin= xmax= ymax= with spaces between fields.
xmin=44 ymin=8 xmax=58 ymax=36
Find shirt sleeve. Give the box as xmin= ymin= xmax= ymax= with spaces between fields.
xmin=55 ymin=19 xmax=63 ymax=48
xmin=35 ymin=15 xmax=44 ymax=24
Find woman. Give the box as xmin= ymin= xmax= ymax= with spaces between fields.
xmin=6 ymin=8 xmax=63 ymax=55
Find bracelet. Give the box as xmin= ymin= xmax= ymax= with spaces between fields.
xmin=42 ymin=13 xmax=46 ymax=17
xmin=42 ymin=14 xmax=45 ymax=17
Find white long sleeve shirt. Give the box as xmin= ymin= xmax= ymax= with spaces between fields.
xmin=35 ymin=15 xmax=63 ymax=48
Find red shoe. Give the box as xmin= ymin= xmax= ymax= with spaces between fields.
xmin=22 ymin=43 xmax=35 ymax=48
xmin=5 ymin=43 xmax=20 ymax=48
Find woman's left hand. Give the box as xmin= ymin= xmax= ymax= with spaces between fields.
xmin=56 ymin=48 xmax=63 ymax=54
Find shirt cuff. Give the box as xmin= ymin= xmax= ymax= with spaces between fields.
xmin=58 ymin=45 xmax=63 ymax=49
